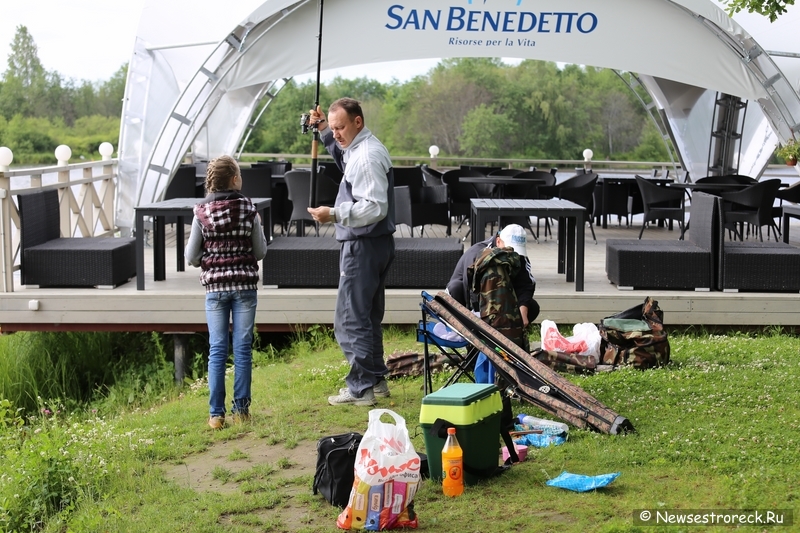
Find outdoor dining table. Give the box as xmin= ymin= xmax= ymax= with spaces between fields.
xmin=782 ymin=204 xmax=800 ymax=243
xmin=469 ymin=198 xmax=586 ymax=291
xmin=134 ymin=197 xmax=271 ymax=290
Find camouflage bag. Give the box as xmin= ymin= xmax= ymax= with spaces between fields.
xmin=386 ymin=351 xmax=446 ymax=378
xmin=599 ymin=297 xmax=670 ymax=369
xmin=531 ymin=348 xmax=597 ymax=374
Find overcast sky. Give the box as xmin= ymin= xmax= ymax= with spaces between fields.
xmin=0 ymin=0 xmax=442 ymax=84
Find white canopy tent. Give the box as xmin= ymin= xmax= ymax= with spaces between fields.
xmin=117 ymin=0 xmax=800 ymax=233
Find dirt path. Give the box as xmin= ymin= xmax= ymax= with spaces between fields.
xmin=163 ymin=435 xmax=333 ymax=530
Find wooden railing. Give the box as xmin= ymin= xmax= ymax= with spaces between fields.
xmin=240 ymin=152 xmax=678 ymax=175
xmin=0 ymin=159 xmax=119 ymax=292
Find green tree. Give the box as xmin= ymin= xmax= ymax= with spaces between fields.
xmin=5 ymin=25 xmax=44 ymax=87
xmin=724 ymin=0 xmax=795 ymax=22
xmin=95 ymin=64 xmax=128 ymax=117
xmin=0 ymin=25 xmax=47 ymax=118
xmin=393 ymin=66 xmax=493 ymax=156
xmin=327 ymin=76 xmax=387 ymax=101
xmin=458 ymin=103 xmax=516 ymax=158
xmin=630 ymin=121 xmax=670 ymax=162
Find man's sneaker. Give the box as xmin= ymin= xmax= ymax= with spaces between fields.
xmin=373 ymin=380 xmax=391 ymax=398
xmin=208 ymin=416 xmax=225 ymax=430
xmin=328 ymin=387 xmax=376 ymax=406
xmin=338 ymin=380 xmax=390 ymax=399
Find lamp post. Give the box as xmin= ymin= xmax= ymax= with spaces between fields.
xmin=0 ymin=147 xmax=12 ymax=172
xmin=55 ymin=145 xmax=72 ymax=166
xmin=429 ymin=145 xmax=440 ymax=169
xmin=583 ymin=148 xmax=594 ymax=172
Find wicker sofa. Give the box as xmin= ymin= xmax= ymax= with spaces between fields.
xmin=605 ymin=192 xmax=718 ymax=290
xmin=18 ymin=190 xmax=136 ymax=288
xmin=262 ymin=237 xmax=463 ymax=288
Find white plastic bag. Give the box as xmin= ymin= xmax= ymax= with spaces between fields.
xmin=541 ymin=320 xmax=600 ymax=357
xmin=572 ymin=322 xmax=601 ymax=358
xmin=337 ymin=409 xmax=420 ymax=530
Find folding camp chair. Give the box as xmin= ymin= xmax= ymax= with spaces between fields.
xmin=418 ymin=291 xmax=480 ymax=395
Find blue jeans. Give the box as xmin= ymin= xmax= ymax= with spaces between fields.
xmin=205 ymin=290 xmax=258 ymax=418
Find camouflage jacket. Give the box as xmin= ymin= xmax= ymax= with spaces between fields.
xmin=468 ymin=247 xmax=530 ymax=351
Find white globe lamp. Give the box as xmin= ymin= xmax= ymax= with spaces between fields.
xmin=0 ymin=147 xmax=13 ymax=172
xmin=99 ymin=142 xmax=114 ymax=161
xmin=55 ymin=145 xmax=72 ymax=166
xmin=582 ymin=148 xmax=594 ymax=171
xmin=428 ymin=145 xmax=440 ymax=168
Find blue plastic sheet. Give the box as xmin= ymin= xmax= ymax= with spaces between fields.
xmin=545 ymin=471 xmax=621 ymax=492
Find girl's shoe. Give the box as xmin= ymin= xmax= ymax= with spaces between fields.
xmin=208 ymin=416 xmax=225 ymax=430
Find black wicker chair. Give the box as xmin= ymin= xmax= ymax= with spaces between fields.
xmin=239 ymin=166 xmax=272 ymax=199
xmin=317 ymin=161 xmax=343 ymax=184
xmin=605 ymin=192 xmax=718 ymax=290
xmin=262 ymin=237 xmax=463 ymax=288
xmin=720 ymin=179 xmax=781 ymax=242
xmin=420 ymin=164 xmax=444 ymax=186
xmin=393 ymin=166 xmax=450 ymax=236
xmin=558 ymin=173 xmax=598 ymax=244
xmin=394 ymin=186 xmax=414 ymax=233
xmin=162 ymin=165 xmax=200 ymax=224
xmin=253 ymin=161 xmax=292 ymax=234
xmin=442 ymin=169 xmax=489 ymax=236
xmin=635 ymin=175 xmax=686 ymax=239
xmin=284 ymin=170 xmax=319 ymax=236
xmin=772 ymin=182 xmax=800 ymax=234
xmin=18 ymin=190 xmax=136 ymax=288
xmin=315 ymin=166 xmax=340 ymax=207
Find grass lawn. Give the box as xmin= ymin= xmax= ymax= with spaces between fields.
xmin=3 ymin=327 xmax=799 ymax=532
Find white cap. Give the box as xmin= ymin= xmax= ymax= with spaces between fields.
xmin=498 ymin=224 xmax=527 ymax=257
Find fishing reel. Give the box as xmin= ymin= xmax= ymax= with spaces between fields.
xmin=300 ymin=113 xmax=311 ymax=134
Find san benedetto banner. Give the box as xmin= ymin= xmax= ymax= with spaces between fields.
xmin=233 ymin=0 xmax=766 ymax=100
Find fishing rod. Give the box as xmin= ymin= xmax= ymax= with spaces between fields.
xmin=300 ymin=0 xmax=325 ymax=208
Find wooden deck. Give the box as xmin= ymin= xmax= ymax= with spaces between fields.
xmin=1 ymin=213 xmax=799 ymax=332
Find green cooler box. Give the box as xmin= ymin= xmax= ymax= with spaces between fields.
xmin=419 ymin=383 xmax=502 ymax=486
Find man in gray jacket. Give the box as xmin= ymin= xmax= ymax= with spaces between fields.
xmin=308 ymin=98 xmax=395 ymax=406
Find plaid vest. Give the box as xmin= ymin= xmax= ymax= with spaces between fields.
xmin=194 ymin=194 xmax=259 ymax=293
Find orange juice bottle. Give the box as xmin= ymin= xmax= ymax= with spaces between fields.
xmin=441 ymin=427 xmax=464 ymax=497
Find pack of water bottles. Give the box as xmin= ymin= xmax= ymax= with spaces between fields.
xmin=513 ymin=414 xmax=568 ymax=448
